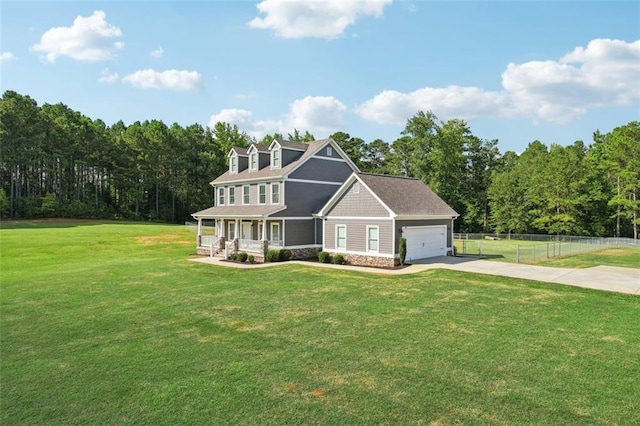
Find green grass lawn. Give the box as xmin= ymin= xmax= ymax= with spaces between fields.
xmin=534 ymin=246 xmax=640 ymax=269
xmin=2 ymin=221 xmax=639 ymax=424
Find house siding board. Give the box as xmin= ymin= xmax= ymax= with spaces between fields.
xmin=315 ymin=218 xmax=323 ymax=244
xmin=285 ymin=220 xmax=315 ymax=246
xmin=282 ymin=149 xmax=303 ymax=167
xmin=324 ymin=219 xmax=392 ymax=254
xmin=272 ymin=182 xmax=337 ymax=217
xmin=238 ymin=156 xmax=248 ymax=172
xmin=396 ymin=219 xmax=453 ymax=251
xmin=328 ymin=183 xmax=389 ymax=217
xmin=289 ymin=158 xmax=352 ymax=183
xmin=258 ymin=153 xmax=270 ymax=169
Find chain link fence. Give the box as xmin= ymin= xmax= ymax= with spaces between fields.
xmin=453 ymin=233 xmax=638 ymax=263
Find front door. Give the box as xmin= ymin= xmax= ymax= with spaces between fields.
xmin=242 ymin=222 xmax=252 ymax=240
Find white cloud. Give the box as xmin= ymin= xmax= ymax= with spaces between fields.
xmin=248 ymin=0 xmax=392 ymax=39
xmin=209 ymin=109 xmax=254 ymax=128
xmin=150 ymin=46 xmax=163 ymax=58
xmin=98 ymin=68 xmax=119 ymax=84
xmin=357 ymin=38 xmax=640 ymax=124
xmin=208 ymin=95 xmax=347 ymax=139
xmin=0 ymin=52 xmax=16 ymax=63
xmin=121 ymin=69 xmax=203 ymax=91
xmin=31 ymin=10 xmax=123 ymax=62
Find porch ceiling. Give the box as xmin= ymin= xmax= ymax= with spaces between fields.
xmin=192 ymin=205 xmax=286 ymax=219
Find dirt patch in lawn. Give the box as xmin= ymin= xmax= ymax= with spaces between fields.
xmin=597 ymin=249 xmax=632 ymax=257
xmin=135 ymin=234 xmax=191 ymax=245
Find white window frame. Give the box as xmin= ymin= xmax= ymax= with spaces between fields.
xmin=271 ymin=222 xmax=280 ymax=242
xmin=335 ymin=224 xmax=347 ymax=250
xmin=366 ymin=225 xmax=379 ymax=253
xmin=327 ymin=146 xmax=333 ymax=156
xmin=250 ymin=152 xmax=258 ymax=171
xmin=242 ymin=185 xmax=250 ymax=205
xmin=352 ymin=182 xmax=360 ymax=194
xmin=271 ymin=148 xmax=281 ymax=168
xmin=271 ymin=182 xmax=280 ymax=204
xmin=258 ymin=184 xmax=267 ymax=205
xmin=230 ymin=155 xmax=238 ymax=174
xmin=217 ymin=187 xmax=225 ymax=206
xmin=228 ymin=221 xmax=235 ymax=240
xmin=228 ymin=186 xmax=235 ymax=205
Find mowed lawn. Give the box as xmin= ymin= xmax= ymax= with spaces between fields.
xmin=1 ymin=221 xmax=639 ymax=425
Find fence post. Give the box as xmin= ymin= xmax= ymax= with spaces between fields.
xmin=546 ymin=242 xmax=549 ymax=259
xmin=479 ymin=241 xmax=483 ymax=257
xmin=463 ymin=240 xmax=467 ymax=255
xmin=516 ymin=245 xmax=519 ymax=263
xmin=210 ymin=240 xmax=214 ymax=257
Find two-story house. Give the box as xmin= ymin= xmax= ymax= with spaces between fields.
xmin=192 ymin=138 xmax=358 ymax=261
xmin=192 ymin=137 xmax=459 ymax=267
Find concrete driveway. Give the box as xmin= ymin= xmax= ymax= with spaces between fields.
xmin=190 ymin=255 xmax=640 ymax=295
xmin=410 ymin=256 xmax=640 ymax=295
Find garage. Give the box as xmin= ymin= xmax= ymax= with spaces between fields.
xmin=403 ymin=225 xmax=447 ymax=261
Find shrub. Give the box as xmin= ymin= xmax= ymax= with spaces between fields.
xmin=266 ymin=249 xmax=280 ymax=262
xmin=228 ymin=252 xmax=237 ymax=261
xmin=399 ymin=237 xmax=407 ymax=266
xmin=318 ymin=251 xmax=331 ymax=264
xmin=279 ymin=248 xmax=292 ymax=261
xmin=247 ymin=255 xmax=255 ymax=264
xmin=237 ymin=252 xmax=248 ymax=263
xmin=332 ymin=254 xmax=345 ymax=265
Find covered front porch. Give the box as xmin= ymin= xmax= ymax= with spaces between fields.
xmin=195 ymin=217 xmax=284 ymax=259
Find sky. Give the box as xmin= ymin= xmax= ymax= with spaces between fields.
xmin=1 ymin=1 xmax=639 ymax=153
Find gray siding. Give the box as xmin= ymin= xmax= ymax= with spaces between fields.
xmin=272 ymin=181 xmax=338 ymax=217
xmin=258 ymin=152 xmax=270 ymax=169
xmin=395 ymin=218 xmax=454 ymax=251
xmin=315 ymin=218 xmax=323 ymax=244
xmin=324 ymin=219 xmax=393 ymax=254
xmin=327 ymin=182 xmax=389 ymax=217
xmin=285 ymin=220 xmax=316 ymax=246
xmin=281 ymin=149 xmax=303 ymax=167
xmin=238 ymin=156 xmax=248 ymax=172
xmin=289 ymin=158 xmax=352 ymax=183
xmin=314 ymin=145 xmax=336 ymax=158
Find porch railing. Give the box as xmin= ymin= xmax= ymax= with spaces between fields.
xmin=200 ymin=235 xmax=220 ymax=248
xmin=268 ymin=240 xmax=283 ymax=250
xmin=238 ymin=239 xmax=264 ymax=252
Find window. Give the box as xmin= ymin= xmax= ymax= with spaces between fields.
xmin=271 ymin=183 xmax=280 ymax=204
xmin=228 ymin=222 xmax=235 ymax=240
xmin=272 ymin=149 xmax=280 ymax=168
xmin=230 ymin=156 xmax=238 ymax=173
xmin=228 ymin=186 xmax=235 ymax=205
xmin=271 ymin=222 xmax=280 ymax=242
xmin=217 ymin=187 xmax=224 ymax=205
xmin=258 ymin=184 xmax=266 ymax=204
xmin=336 ymin=225 xmax=346 ymax=250
xmin=327 ymin=146 xmax=333 ymax=156
xmin=352 ymin=182 xmax=360 ymax=194
xmin=367 ymin=226 xmax=379 ymax=252
xmin=243 ymin=185 xmax=250 ymax=205
xmin=250 ymin=152 xmax=258 ymax=171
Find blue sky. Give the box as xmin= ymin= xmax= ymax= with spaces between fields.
xmin=1 ymin=1 xmax=638 ymax=153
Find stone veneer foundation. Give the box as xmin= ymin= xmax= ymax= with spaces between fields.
xmin=340 ymin=253 xmax=398 ymax=268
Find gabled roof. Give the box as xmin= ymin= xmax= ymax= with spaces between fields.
xmin=212 ymin=138 xmax=359 ymax=185
xmin=228 ymin=147 xmax=248 ymax=157
xmin=318 ymin=172 xmax=458 ymax=218
xmin=269 ymin=139 xmax=309 ymax=151
xmin=247 ymin=143 xmax=269 ymax=154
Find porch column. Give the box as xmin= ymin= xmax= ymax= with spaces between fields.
xmin=262 ymin=219 xmax=267 ymax=241
xmin=235 ymin=219 xmax=239 ymax=240
xmin=197 ymin=218 xmax=202 ymax=246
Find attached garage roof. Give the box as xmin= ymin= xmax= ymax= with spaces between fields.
xmin=357 ymin=173 xmax=458 ymax=217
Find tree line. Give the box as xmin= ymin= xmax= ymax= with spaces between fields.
xmin=1 ymin=90 xmax=638 ymax=238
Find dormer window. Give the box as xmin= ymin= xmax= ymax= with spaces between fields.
xmin=230 ymin=155 xmax=238 ymax=174
xmin=272 ymin=148 xmax=281 ymax=168
xmin=250 ymin=152 xmax=258 ymax=171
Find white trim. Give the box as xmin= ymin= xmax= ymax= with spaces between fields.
xmin=217 ymin=187 xmax=225 ymax=206
xmin=228 ymin=186 xmax=235 ymax=205
xmin=268 ymin=139 xmax=281 ymax=151
xmin=323 ymin=248 xmax=395 ymax=259
xmin=309 ymin=155 xmax=346 ymax=163
xmin=392 ymin=218 xmax=397 ymax=256
xmin=366 ymin=225 xmax=379 ymax=253
xmin=271 ymin=222 xmax=280 ymax=241
xmin=242 ymin=185 xmax=250 ymax=205
xmin=286 ymin=178 xmax=343 ymax=186
xmin=335 ymin=224 xmax=347 ymax=250
xmin=229 ymin=155 xmax=238 ymax=174
xmin=271 ymin=148 xmax=281 ymax=169
xmin=396 ymin=215 xmax=458 ymax=220
xmin=285 ymin=244 xmax=322 ymax=249
xmin=270 ymin=216 xmax=313 ymax=220
xmin=322 ymin=216 xmax=393 ymax=221
xmin=249 ymin=152 xmax=258 ymax=171
xmin=227 ymin=221 xmax=235 ymax=240
xmin=271 ymin=182 xmax=280 ymax=204
xmin=258 ymin=183 xmax=267 ymax=205
xmin=352 ymin=182 xmax=360 ymax=194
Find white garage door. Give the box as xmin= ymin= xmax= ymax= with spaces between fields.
xmin=403 ymin=226 xmax=447 ymax=261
